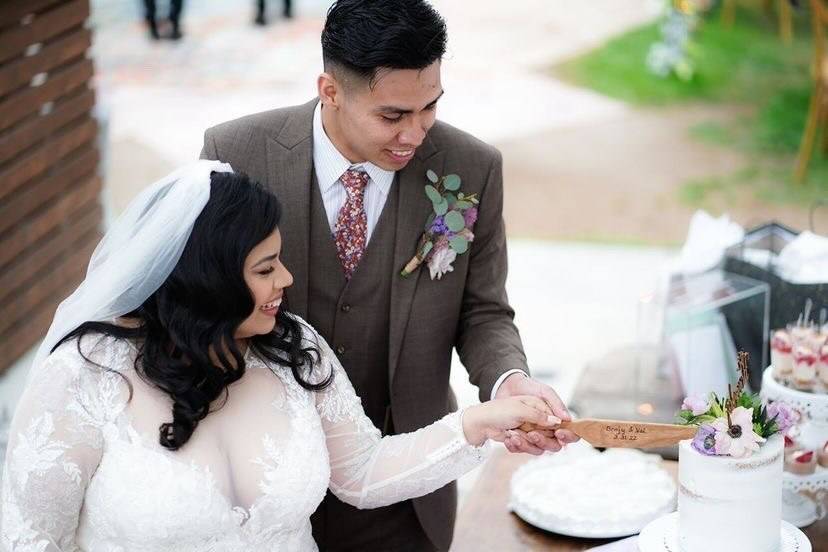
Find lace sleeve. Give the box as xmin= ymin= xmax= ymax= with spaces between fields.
xmin=1 ymin=340 xmax=124 ymax=551
xmin=306 ymin=326 xmax=489 ymax=510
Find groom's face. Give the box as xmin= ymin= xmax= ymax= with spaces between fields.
xmin=331 ymin=61 xmax=442 ymax=171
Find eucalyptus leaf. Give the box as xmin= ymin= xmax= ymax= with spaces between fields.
xmin=444 ymin=211 xmax=465 ymax=232
xmin=425 ymin=185 xmax=441 ymax=204
xmin=455 ymin=200 xmax=472 ymax=209
xmin=422 ymin=241 xmax=433 ymax=257
xmin=426 ymin=170 xmax=439 ymax=183
xmin=424 ymin=213 xmax=436 ymax=231
xmin=443 ymin=174 xmax=461 ymax=191
xmin=449 ymin=235 xmax=468 ymax=254
xmin=445 ymin=193 xmax=457 ymax=207
xmin=434 ymin=199 xmax=448 ymax=216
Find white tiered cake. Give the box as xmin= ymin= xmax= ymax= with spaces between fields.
xmin=678 ymin=434 xmax=784 ymax=552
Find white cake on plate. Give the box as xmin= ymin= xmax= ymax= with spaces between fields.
xmin=678 ymin=434 xmax=783 ymax=552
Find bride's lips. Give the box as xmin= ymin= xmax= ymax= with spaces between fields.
xmin=260 ymin=296 xmax=282 ymax=317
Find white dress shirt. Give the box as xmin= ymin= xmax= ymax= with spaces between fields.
xmin=311 ymin=102 xmax=526 ymax=400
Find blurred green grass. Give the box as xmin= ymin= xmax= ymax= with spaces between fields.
xmin=555 ymin=4 xmax=827 ymax=203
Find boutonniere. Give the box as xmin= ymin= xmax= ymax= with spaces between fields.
xmin=401 ymin=170 xmax=478 ymax=280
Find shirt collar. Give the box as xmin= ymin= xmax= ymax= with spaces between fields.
xmin=312 ymin=102 xmax=395 ymax=195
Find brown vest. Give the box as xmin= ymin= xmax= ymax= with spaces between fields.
xmin=306 ymin=176 xmax=398 ymax=432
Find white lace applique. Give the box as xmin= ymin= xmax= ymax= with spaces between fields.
xmin=312 ymin=349 xmax=365 ymax=427
xmin=252 ymin=433 xmax=285 ymax=497
xmin=1 ymin=490 xmax=49 ymax=552
xmin=66 ymin=368 xmax=125 ymax=431
xmin=9 ymin=413 xmax=76 ymax=491
xmin=2 ymin=322 xmax=489 ymax=551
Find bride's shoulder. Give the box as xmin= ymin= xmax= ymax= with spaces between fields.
xmin=45 ymin=332 xmax=136 ymax=377
xmin=284 ymin=313 xmax=333 ymax=356
xmin=281 ymin=313 xmax=337 ymax=386
xmin=23 ymin=333 xmax=133 ymax=414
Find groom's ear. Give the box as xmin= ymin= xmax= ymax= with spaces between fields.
xmin=317 ymin=73 xmax=341 ymax=109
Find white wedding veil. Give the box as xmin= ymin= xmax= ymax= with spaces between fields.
xmin=30 ymin=159 xmax=233 ymax=376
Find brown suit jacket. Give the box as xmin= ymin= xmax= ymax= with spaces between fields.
xmin=200 ymin=99 xmax=528 ymax=549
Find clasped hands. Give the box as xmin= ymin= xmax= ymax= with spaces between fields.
xmin=462 ymin=373 xmax=579 ymax=454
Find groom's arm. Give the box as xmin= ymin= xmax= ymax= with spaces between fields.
xmin=455 ymin=147 xmax=529 ymax=402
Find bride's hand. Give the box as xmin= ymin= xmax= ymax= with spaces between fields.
xmin=461 ymin=396 xmax=561 ymax=447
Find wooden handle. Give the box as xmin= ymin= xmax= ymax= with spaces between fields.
xmin=518 ymin=418 xmax=698 ymax=448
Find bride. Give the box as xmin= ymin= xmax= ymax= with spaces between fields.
xmin=1 ymin=161 xmax=560 ymax=551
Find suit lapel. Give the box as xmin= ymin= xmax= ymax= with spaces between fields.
xmin=266 ymin=99 xmax=317 ymax=320
xmin=388 ymin=139 xmax=443 ymax=389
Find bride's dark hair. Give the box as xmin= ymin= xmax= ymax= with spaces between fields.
xmin=54 ymin=171 xmax=330 ymax=451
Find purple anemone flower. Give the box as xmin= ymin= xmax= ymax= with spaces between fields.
xmin=691 ymin=424 xmax=719 ymax=456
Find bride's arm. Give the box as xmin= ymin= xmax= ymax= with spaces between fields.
xmin=308 ymin=328 xmax=554 ymax=509
xmin=1 ymin=347 xmax=108 ymax=552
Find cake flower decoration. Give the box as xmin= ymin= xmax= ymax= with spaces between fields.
xmin=677 ymin=351 xmax=796 ymax=458
xmin=681 ymin=395 xmax=710 ymax=416
xmin=690 ymin=424 xmax=718 ymax=456
xmin=765 ymin=401 xmax=798 ymax=434
xmin=710 ymin=407 xmax=765 ymax=459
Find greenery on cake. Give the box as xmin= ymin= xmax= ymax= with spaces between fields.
xmin=676 ymin=352 xmax=797 ymax=458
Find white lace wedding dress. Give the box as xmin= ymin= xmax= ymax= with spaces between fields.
xmin=1 ymin=318 xmax=487 ymax=551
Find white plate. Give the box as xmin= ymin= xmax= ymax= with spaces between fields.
xmin=509 ymin=443 xmax=676 ymax=538
xmin=638 ymin=512 xmax=812 ymax=552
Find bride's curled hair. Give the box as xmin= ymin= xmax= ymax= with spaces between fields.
xmin=55 ymin=171 xmax=330 ymax=450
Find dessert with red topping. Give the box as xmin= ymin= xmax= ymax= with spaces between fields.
xmin=785 ymin=450 xmax=817 ymax=475
xmin=792 ymin=345 xmax=818 ymax=390
xmin=818 ymin=344 xmax=828 ymax=386
xmin=783 ymin=434 xmax=800 ymax=460
xmin=771 ymin=330 xmax=794 ymax=378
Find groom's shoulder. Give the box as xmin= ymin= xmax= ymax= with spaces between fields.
xmin=205 ymin=104 xmax=303 ymax=143
xmin=428 ymin=120 xmax=500 ymax=163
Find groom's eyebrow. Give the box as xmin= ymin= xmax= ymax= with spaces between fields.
xmin=377 ymin=90 xmax=444 ymax=114
xmin=253 ymin=252 xmax=280 ymax=267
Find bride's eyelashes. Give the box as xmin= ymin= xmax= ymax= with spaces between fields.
xmin=257 ymin=267 xmax=275 ymax=276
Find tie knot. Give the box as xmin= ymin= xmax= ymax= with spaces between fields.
xmin=341 ymin=169 xmax=369 ymax=196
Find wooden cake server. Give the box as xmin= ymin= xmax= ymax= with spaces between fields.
xmin=519 ymin=418 xmax=698 ymax=448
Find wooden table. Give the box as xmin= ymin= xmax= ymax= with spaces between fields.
xmin=451 ymin=448 xmax=828 ymax=552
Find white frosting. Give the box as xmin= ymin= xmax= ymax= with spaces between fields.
xmin=678 ymin=434 xmax=783 ymax=552
xmin=509 ymin=445 xmax=675 ymax=537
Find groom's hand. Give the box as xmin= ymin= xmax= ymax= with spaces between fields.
xmin=495 ymin=373 xmax=579 ymax=455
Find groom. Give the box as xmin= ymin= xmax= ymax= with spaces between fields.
xmin=201 ymin=1 xmax=575 ymax=549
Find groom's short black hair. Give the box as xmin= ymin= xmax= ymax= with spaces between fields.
xmin=321 ymin=0 xmax=447 ymax=89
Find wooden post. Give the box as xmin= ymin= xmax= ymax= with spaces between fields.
xmin=0 ymin=0 xmax=102 ymax=374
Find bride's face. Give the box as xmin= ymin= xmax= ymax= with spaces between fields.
xmin=235 ymin=229 xmax=293 ymax=339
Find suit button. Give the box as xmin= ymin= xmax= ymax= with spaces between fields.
xmin=336 ymin=345 xmax=346 ymax=355
xmin=341 ymin=304 xmax=351 ymax=313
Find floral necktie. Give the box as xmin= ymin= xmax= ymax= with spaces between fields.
xmin=334 ymin=169 xmax=369 ymax=280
